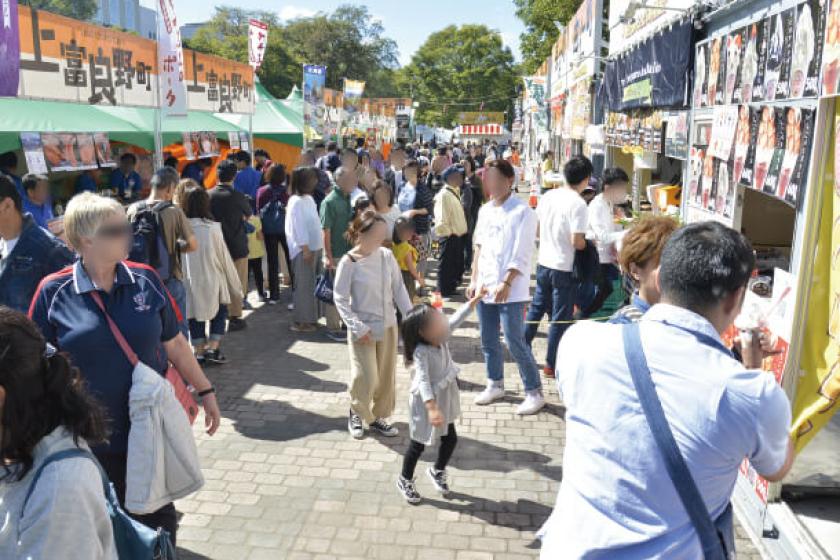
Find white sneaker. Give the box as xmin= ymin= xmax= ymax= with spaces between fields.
xmin=516 ymin=391 xmax=545 ymax=415
xmin=474 ymin=384 xmax=505 ymax=405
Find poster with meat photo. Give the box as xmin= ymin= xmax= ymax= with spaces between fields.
xmin=824 ymin=0 xmax=840 ymax=95
xmin=780 ymin=108 xmax=815 ymax=205
xmin=94 ymin=133 xmax=116 ymax=168
xmin=701 ymin=151 xmax=716 ymax=210
xmin=708 ymin=37 xmax=725 ymax=105
xmin=764 ymin=10 xmax=794 ymax=100
xmin=42 ymin=133 xmax=80 ymax=172
xmin=728 ymin=28 xmax=747 ymax=104
xmin=76 ymin=134 xmax=98 ymax=170
xmin=791 ymin=0 xmax=825 ymax=98
xmin=695 ymin=44 xmax=709 ymax=107
xmin=733 ymin=105 xmax=752 ymax=187
xmin=750 ymin=19 xmax=770 ymax=102
xmin=762 ymin=108 xmax=787 ymax=196
xmin=753 ymin=106 xmax=777 ymax=191
xmin=688 ymin=147 xmax=705 ymax=207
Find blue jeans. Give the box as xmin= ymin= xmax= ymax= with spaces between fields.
xmin=477 ymin=301 xmax=542 ymax=392
xmin=164 ymin=277 xmax=189 ymax=339
xmin=578 ymin=263 xmax=620 ymax=318
xmin=188 ymin=305 xmax=228 ymax=345
xmin=525 ymin=265 xmax=576 ymax=371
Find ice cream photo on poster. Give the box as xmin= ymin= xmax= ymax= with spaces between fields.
xmin=791 ymin=3 xmax=815 ymax=98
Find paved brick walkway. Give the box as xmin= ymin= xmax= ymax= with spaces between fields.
xmin=175 ymin=275 xmax=762 ymax=559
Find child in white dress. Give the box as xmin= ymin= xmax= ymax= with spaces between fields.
xmin=397 ymin=290 xmax=484 ymax=503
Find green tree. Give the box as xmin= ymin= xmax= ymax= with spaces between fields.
xmin=282 ymin=5 xmax=400 ymax=96
xmin=399 ymin=25 xmax=518 ymax=127
xmin=24 ymin=0 xmax=98 ymax=20
xmin=515 ymin=0 xmax=581 ymax=73
xmin=186 ymin=7 xmax=300 ymax=99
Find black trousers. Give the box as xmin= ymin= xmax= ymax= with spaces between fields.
xmin=248 ymin=257 xmax=265 ymax=298
xmin=264 ymin=233 xmax=293 ymax=300
xmin=464 ymin=228 xmax=475 ymax=271
xmin=97 ymin=452 xmax=178 ymax=545
xmin=437 ymin=235 xmax=465 ymax=296
xmin=401 ymin=423 xmax=458 ymax=479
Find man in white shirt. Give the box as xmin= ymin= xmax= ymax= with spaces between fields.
xmin=524 ymin=156 xmax=590 ymax=379
xmin=539 ymin=221 xmax=794 ymax=558
xmin=579 ymin=167 xmax=629 ymax=318
xmin=468 ymin=160 xmax=543 ymax=415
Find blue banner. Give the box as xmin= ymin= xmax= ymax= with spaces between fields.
xmin=303 ymin=64 xmax=326 ymax=141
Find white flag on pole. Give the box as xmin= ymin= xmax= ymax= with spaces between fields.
xmin=157 ymin=0 xmax=187 ymax=117
xmin=249 ymin=19 xmax=268 ymax=72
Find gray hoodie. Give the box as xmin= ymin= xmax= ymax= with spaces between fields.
xmin=0 ymin=427 xmax=117 ymax=559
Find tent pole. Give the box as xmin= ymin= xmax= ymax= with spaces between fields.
xmin=153 ymin=2 xmax=163 ymax=168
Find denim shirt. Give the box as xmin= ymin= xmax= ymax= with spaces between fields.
xmin=0 ymin=213 xmax=75 ymax=312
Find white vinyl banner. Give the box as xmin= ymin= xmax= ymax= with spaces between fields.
xmin=248 ymin=19 xmax=268 ymax=72
xmin=157 ymin=0 xmax=187 ymax=117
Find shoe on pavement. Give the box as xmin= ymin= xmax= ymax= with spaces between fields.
xmin=474 ymin=384 xmax=505 ymax=405
xmin=326 ymin=330 xmax=346 ymax=342
xmin=290 ymin=323 xmax=317 ymax=333
xmin=543 ymin=366 xmax=555 ymax=379
xmin=228 ymin=318 xmax=247 ymax=331
xmin=287 ymin=302 xmax=294 ymax=310
xmin=397 ymin=476 xmax=422 ymax=504
xmin=195 ymin=353 xmax=206 ymax=367
xmin=267 ymin=299 xmax=278 ymax=306
xmin=204 ymin=348 xmax=227 ymax=365
xmin=426 ymin=467 xmax=451 ymax=497
xmin=348 ymin=411 xmax=364 ymax=439
xmin=516 ymin=391 xmax=546 ymax=415
xmin=370 ymin=418 xmax=399 ymax=437
xmin=243 ymin=299 xmax=253 ymax=310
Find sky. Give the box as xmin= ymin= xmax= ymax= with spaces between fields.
xmin=140 ymin=0 xmax=525 ymax=65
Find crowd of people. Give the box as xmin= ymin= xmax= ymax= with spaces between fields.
xmin=0 ymin=135 xmax=798 ymax=558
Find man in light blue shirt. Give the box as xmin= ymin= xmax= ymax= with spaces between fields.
xmin=540 ymin=221 xmax=794 ymax=559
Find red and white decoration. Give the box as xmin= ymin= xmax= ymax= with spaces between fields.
xmin=458 ymin=124 xmax=504 ymax=136
xmin=157 ymin=0 xmax=187 ymax=117
xmin=248 ymin=19 xmax=268 ymax=72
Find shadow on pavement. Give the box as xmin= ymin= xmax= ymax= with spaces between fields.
xmin=422 ymin=492 xmax=552 ymax=531
xmin=232 ymin=400 xmax=347 ymax=442
xmin=375 ymin=422 xmax=564 ymax=483
xmin=176 ymin=549 xmax=212 ymax=560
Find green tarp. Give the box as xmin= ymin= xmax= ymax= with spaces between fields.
xmin=216 ymin=82 xmax=304 ymax=147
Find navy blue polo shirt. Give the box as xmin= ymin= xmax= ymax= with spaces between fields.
xmin=29 ymin=261 xmax=180 ymax=455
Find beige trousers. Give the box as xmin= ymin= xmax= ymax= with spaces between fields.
xmin=229 ymin=257 xmax=248 ymax=318
xmin=348 ymin=325 xmax=398 ymax=424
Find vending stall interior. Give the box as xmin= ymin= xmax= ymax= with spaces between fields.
xmin=686 ymin=0 xmax=840 ymax=556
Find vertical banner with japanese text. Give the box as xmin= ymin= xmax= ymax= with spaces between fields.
xmin=248 ymin=19 xmax=268 ymax=72
xmin=0 ymin=0 xmax=19 ymax=97
xmin=343 ymin=79 xmax=365 ymax=115
xmin=303 ymin=64 xmax=326 ymax=142
xmin=157 ymin=0 xmax=187 ymax=117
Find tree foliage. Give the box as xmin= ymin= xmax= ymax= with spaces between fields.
xmin=515 ymin=0 xmax=581 ymax=74
xmin=186 ymin=4 xmax=401 ymax=100
xmin=398 ymin=25 xmax=518 ymax=127
xmin=24 ymin=0 xmax=98 ymax=20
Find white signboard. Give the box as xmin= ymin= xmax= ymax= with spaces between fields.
xmin=157 ymin=0 xmax=188 ymax=117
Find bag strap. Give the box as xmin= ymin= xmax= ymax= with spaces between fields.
xmin=621 ymin=323 xmax=725 ymax=560
xmin=89 ymin=291 xmax=139 ymax=367
xmin=21 ymin=448 xmax=111 ymax=521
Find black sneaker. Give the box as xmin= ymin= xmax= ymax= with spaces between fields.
xmin=204 ymin=349 xmax=227 ymax=365
xmin=427 ymin=467 xmax=451 ymax=496
xmin=243 ymin=299 xmax=253 ymax=311
xmin=195 ymin=353 xmax=206 ymax=367
xmin=348 ymin=411 xmax=364 ymax=439
xmin=228 ymin=318 xmax=247 ymax=331
xmin=396 ymin=475 xmax=422 ymax=504
xmin=369 ymin=419 xmax=399 ymax=437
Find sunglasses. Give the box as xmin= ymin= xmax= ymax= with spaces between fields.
xmin=95 ymin=223 xmax=133 ymax=238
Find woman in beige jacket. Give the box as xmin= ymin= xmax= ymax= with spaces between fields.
xmin=182 ymin=185 xmax=243 ymax=366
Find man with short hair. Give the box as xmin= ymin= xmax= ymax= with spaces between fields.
xmin=335 ymin=165 xmax=365 ymax=206
xmin=525 ymin=155 xmax=591 ymax=379
xmin=111 ymin=153 xmax=142 ymax=201
xmin=341 ymin=147 xmax=359 ymax=172
xmin=254 ymin=148 xmax=271 ymax=172
xmin=21 ymin=173 xmax=54 ymax=229
xmin=182 ymin=157 xmax=212 ymax=186
xmin=579 ymin=167 xmax=630 ymax=318
xmin=127 ymin=166 xmax=198 ymax=336
xmin=434 ymin=165 xmax=468 ymax=297
xmin=0 ymin=175 xmax=74 ymax=312
xmin=320 ymin=165 xmax=356 ymax=341
xmin=385 ymin=145 xmax=406 ymax=194
xmin=317 ymin=142 xmax=341 ymax=174
xmin=210 ymin=160 xmax=252 ymax=331
xmin=0 ymin=152 xmax=23 ymax=197
xmin=539 ymin=221 xmax=795 ymax=558
xmin=299 ymin=149 xmax=330 ymax=208
xmin=233 ymin=150 xmax=262 ymax=210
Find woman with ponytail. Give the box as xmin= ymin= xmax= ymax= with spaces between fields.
xmin=0 ymin=306 xmax=116 ymax=558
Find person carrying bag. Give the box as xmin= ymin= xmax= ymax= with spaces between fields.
xmin=622 ymin=322 xmax=734 ymax=559
xmin=90 ymin=292 xmax=204 ymax=516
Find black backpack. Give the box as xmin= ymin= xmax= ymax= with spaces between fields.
xmin=129 ymin=201 xmax=173 ymax=280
